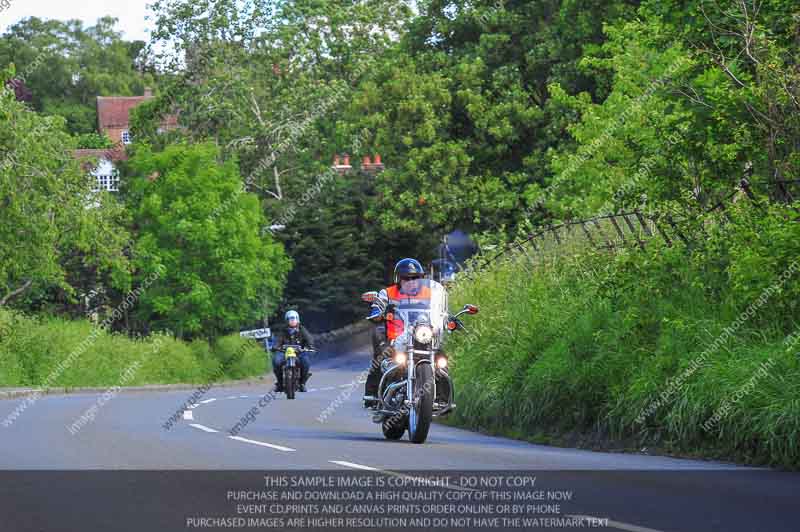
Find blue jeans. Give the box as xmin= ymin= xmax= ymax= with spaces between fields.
xmin=272 ymin=351 xmax=310 ymax=386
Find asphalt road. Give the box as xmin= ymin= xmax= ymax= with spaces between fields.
xmin=1 ymin=338 xmax=798 ymax=532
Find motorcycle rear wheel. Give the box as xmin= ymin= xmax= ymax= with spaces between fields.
xmin=408 ymin=363 xmax=434 ymax=444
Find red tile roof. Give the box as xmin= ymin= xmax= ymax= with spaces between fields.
xmin=96 ymin=95 xmax=179 ymax=130
xmin=97 ymin=96 xmax=149 ymax=129
xmin=73 ymin=146 xmax=128 ymax=163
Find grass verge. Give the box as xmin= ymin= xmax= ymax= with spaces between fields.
xmin=0 ymin=311 xmax=266 ymax=389
xmin=446 ymin=203 xmax=800 ymax=469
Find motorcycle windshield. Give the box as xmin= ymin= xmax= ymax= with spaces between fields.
xmin=392 ymin=279 xmax=448 ymax=333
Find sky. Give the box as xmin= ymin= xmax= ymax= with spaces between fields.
xmin=1 ymin=0 xmax=153 ymax=42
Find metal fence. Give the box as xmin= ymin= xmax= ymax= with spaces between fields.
xmin=459 ymin=178 xmax=773 ymax=281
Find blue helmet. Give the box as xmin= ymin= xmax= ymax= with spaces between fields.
xmin=393 ymin=258 xmax=425 ymax=284
xmin=285 ymin=310 xmax=300 ymax=323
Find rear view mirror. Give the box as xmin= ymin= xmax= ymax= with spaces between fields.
xmin=361 ymin=291 xmax=378 ymax=303
xmin=464 ymin=304 xmax=479 ymax=315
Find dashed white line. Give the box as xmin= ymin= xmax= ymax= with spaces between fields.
xmin=329 ymin=460 xmax=381 ymax=471
xmin=319 ymin=386 xmax=335 ymax=391
xmin=226 ymin=396 xmax=238 ymax=400
xmin=199 ymin=398 xmax=217 ymax=404
xmin=229 ymin=436 xmax=296 ymax=452
xmin=189 ymin=423 xmax=219 ymax=433
xmin=238 ymin=395 xmax=249 ymax=398
xmin=337 ymin=384 xmax=353 ymax=389
xmin=567 ymin=516 xmax=666 ymax=532
xmin=183 ymin=410 xmax=194 ymax=421
xmin=307 ymin=388 xmax=318 ymax=392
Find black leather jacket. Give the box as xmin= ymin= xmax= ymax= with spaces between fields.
xmin=272 ymin=325 xmax=315 ymax=352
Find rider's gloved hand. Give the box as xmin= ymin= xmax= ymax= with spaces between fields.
xmin=366 ymin=306 xmax=383 ymax=321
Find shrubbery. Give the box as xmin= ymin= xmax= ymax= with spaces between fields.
xmin=0 ymin=310 xmax=267 ymax=388
xmin=447 ymin=203 xmax=800 ymax=468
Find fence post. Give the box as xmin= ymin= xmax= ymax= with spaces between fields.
xmin=609 ymin=216 xmax=627 ymax=245
xmin=634 ymin=210 xmax=653 ymax=237
xmin=622 ymin=213 xmax=645 ymax=250
xmin=580 ymin=221 xmax=597 ymax=249
xmin=592 ymin=219 xmax=612 ymax=249
xmin=665 ymin=214 xmax=691 ymax=247
xmin=652 ymin=215 xmax=673 ymax=246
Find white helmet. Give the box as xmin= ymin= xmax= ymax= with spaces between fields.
xmin=285 ymin=310 xmax=300 ymax=322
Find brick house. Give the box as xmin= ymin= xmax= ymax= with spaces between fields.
xmin=74 ymin=88 xmax=178 ymax=192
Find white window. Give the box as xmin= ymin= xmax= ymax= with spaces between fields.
xmin=90 ymin=159 xmax=120 ymax=192
xmin=121 ymin=130 xmax=132 ymax=144
xmin=94 ymin=173 xmax=120 ymax=192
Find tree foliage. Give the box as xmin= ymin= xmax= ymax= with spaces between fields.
xmin=127 ymin=142 xmax=291 ymax=338
xmin=0 ymin=79 xmax=130 ymax=310
xmin=0 ymin=16 xmax=152 ymax=134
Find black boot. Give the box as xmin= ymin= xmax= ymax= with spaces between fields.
xmin=299 ymin=368 xmax=311 ymax=392
xmin=363 ymin=358 xmax=382 ymax=408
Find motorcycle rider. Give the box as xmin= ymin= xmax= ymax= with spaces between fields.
xmin=271 ymin=310 xmax=315 ymax=393
xmin=363 ymin=258 xmax=431 ymax=407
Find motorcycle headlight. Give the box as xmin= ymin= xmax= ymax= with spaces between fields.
xmin=393 ymin=351 xmax=407 ymax=366
xmin=414 ymin=325 xmax=433 ymax=344
xmin=436 ymin=357 xmax=448 ymax=369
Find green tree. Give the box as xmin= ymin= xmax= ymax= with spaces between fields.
xmin=0 ymin=16 xmax=153 ymax=134
xmin=344 ymin=0 xmax=637 ymax=236
xmin=127 ymin=142 xmax=291 ymax=338
xmin=546 ymin=0 xmax=800 ymax=218
xmin=0 ymin=75 xmax=130 ymax=309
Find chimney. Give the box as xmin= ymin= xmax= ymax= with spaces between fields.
xmin=144 ymin=87 xmax=153 ymax=98
xmin=332 ymin=153 xmax=352 ymax=175
xmin=362 ymin=153 xmax=385 ymax=176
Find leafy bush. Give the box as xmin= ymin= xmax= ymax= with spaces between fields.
xmin=75 ymin=132 xmax=115 ymax=149
xmin=447 ymin=204 xmax=800 ymax=468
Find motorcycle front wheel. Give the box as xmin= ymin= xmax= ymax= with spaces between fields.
xmin=284 ymin=365 xmax=296 ymax=400
xmin=408 ymin=363 xmax=434 ymax=444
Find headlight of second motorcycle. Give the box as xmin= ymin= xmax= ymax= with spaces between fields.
xmin=414 ymin=324 xmax=434 ymax=344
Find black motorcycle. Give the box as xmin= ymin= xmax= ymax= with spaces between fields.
xmin=362 ymin=280 xmax=478 ymax=443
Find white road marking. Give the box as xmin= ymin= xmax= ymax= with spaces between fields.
xmin=189 ymin=423 xmax=219 ymax=433
xmin=320 ymin=386 xmax=335 ymax=391
xmin=239 ymin=395 xmax=249 ymax=398
xmin=183 ymin=410 xmax=194 ymax=421
xmin=229 ymin=436 xmax=295 ymax=452
xmin=568 ymin=515 xmax=667 ymax=532
xmin=328 ymin=461 xmax=475 ymax=492
xmin=338 ymin=384 xmax=353 ymax=389
xmin=200 ymin=398 xmax=216 ymax=404
xmin=329 ymin=460 xmax=381 ymax=471
xmin=226 ymin=396 xmax=238 ymax=400
xmin=307 ymin=388 xmax=318 ymax=392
